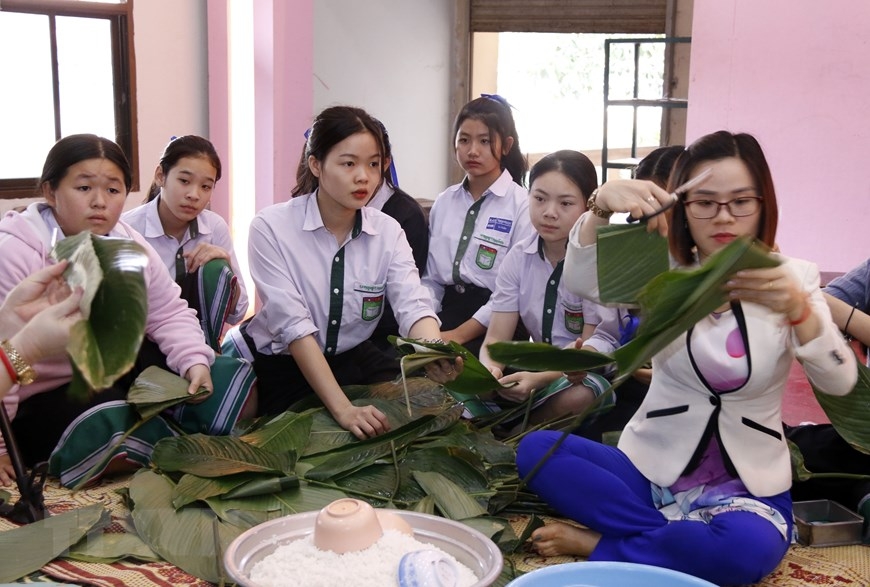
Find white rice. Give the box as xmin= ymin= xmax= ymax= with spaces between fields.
xmin=248 ymin=529 xmax=479 ymax=587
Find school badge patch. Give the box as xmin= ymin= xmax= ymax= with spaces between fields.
xmin=362 ymin=294 xmax=384 ymax=321
xmin=476 ymin=244 xmax=497 ymax=269
xmin=564 ymin=309 xmax=584 ymax=334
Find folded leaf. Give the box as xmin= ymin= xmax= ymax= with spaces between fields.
xmin=53 ymin=233 xmax=148 ymax=396
xmin=127 ymin=366 xmax=209 ymax=420
xmin=412 ymin=470 xmax=487 ymax=519
xmin=391 ymin=337 xmax=508 ymax=396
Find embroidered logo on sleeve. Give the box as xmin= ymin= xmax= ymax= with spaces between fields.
xmin=362 ymin=295 xmax=384 ymax=321
xmin=486 ymin=217 xmax=514 ymax=233
xmin=476 ymin=244 xmax=497 ymax=269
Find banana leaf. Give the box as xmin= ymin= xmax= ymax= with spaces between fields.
xmin=129 ymin=470 xmax=242 ymax=583
xmin=0 ymin=504 xmax=109 ymax=583
xmin=390 ymin=337 xmax=509 ymax=396
xmin=332 ymin=445 xmax=492 ymax=507
xmin=239 ymin=409 xmax=314 ymax=456
xmin=613 ymin=237 xmax=779 ymax=376
xmin=412 ymin=495 xmax=436 ymax=514
xmin=303 ymin=398 xmax=428 ymax=457
xmin=811 ymin=361 xmax=870 ymax=455
xmin=303 ymin=408 xmax=462 ymax=481
xmin=205 ymin=481 xmax=348 ymax=526
xmin=412 ymin=470 xmax=487 ymax=519
xmin=64 ymin=529 xmax=160 ymax=563
xmin=486 ymin=341 xmax=615 ymax=373
xmin=597 ymin=223 xmax=669 ymax=304
xmin=52 ymin=233 xmax=148 ymax=400
xmin=151 ymin=434 xmax=294 ymax=477
xmin=127 ymin=366 xmax=210 ymax=420
xmin=223 ymin=475 xmax=300 ymax=499
xmin=172 ymin=472 xmax=259 ymax=509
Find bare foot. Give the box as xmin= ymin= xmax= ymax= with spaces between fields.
xmin=530 ymin=522 xmax=602 ymax=557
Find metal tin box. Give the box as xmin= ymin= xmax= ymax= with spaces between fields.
xmin=793 ymin=499 xmax=863 ymax=547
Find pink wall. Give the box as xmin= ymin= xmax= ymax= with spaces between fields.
xmin=207 ymin=0 xmax=313 ymax=217
xmin=688 ymin=0 xmax=870 ymax=272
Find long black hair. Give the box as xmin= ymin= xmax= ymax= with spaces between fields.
xmin=453 ymin=96 xmax=527 ymax=187
xmin=291 ymin=106 xmax=386 ymax=198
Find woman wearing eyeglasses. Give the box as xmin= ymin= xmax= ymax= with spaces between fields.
xmin=516 ymin=131 xmax=856 ymax=585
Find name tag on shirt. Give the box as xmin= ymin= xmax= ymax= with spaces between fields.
xmin=486 ymin=217 xmax=514 ymax=233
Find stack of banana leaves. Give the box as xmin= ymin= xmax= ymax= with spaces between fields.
xmin=3 ymin=232 xmax=869 ymax=585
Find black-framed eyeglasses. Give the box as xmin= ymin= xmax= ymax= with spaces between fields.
xmin=684 ymin=197 xmax=762 ymax=219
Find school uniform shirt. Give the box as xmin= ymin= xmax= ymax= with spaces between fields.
xmin=422 ymin=168 xmax=533 ymax=326
xmin=122 ymin=198 xmax=249 ymax=323
xmin=563 ymin=211 xmax=857 ymax=497
xmin=245 ymin=192 xmax=438 ymax=356
xmin=0 ymin=203 xmax=215 ymax=457
xmin=489 ymin=233 xmax=621 ymax=354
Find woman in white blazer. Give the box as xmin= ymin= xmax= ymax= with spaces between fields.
xmin=516 ymin=131 xmax=857 ymax=586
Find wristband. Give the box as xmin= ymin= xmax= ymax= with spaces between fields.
xmin=787 ymin=299 xmax=812 ymax=327
xmin=844 ymin=305 xmax=856 ymax=336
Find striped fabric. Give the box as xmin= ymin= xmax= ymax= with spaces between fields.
xmin=197 ymin=259 xmax=239 ymax=351
xmin=48 ymin=356 xmax=255 ymax=488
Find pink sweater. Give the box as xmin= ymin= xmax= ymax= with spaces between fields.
xmin=0 ymin=203 xmax=214 ymax=456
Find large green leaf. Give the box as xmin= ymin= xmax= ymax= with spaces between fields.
xmin=303 ymin=398 xmax=431 ymax=457
xmin=151 ymin=434 xmax=293 ymax=477
xmin=64 ymin=529 xmax=160 ymax=564
xmin=239 ymin=410 xmax=314 ymax=456
xmin=172 ymin=472 xmax=270 ymax=509
xmin=303 ymin=408 xmax=462 ymax=480
xmin=331 ymin=445 xmax=493 ymax=507
xmin=597 ymin=223 xmax=669 ymax=304
xmin=0 ymin=504 xmax=109 ymax=583
xmin=486 ymin=341 xmax=614 ymax=373
xmin=412 ymin=470 xmax=487 ymax=519
xmin=129 ymin=470 xmax=242 ymax=583
xmin=613 ymin=238 xmax=780 ymax=376
xmin=53 ymin=232 xmax=148 ymax=397
xmin=812 ymin=361 xmax=870 ymax=455
xmin=127 ymin=366 xmax=209 ymax=420
xmin=205 ymin=482 xmax=347 ymax=526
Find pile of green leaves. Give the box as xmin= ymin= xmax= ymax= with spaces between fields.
xmin=2 ymin=376 xmax=540 ymax=584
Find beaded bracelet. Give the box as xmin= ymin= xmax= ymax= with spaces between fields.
xmin=0 ymin=345 xmax=17 ymax=383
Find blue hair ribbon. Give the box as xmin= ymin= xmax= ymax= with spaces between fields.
xmin=480 ymin=93 xmax=516 ymax=110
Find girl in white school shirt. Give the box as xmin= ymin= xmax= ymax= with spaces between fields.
xmin=123 ymin=136 xmax=248 ymax=341
xmin=423 ymin=95 xmax=534 ymax=356
xmin=479 ymin=150 xmax=622 ymax=429
xmin=240 ymin=106 xmax=454 ymax=440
